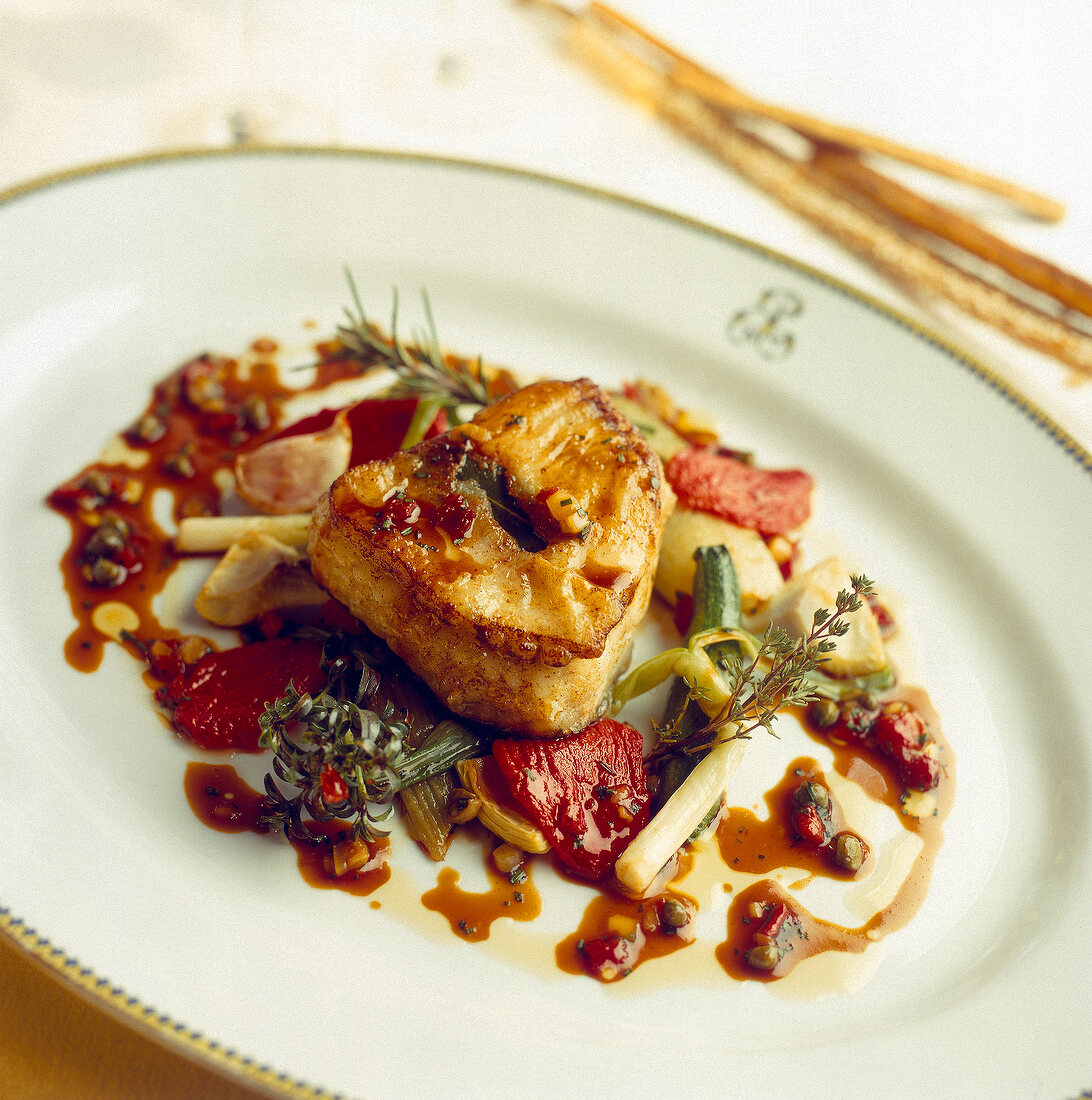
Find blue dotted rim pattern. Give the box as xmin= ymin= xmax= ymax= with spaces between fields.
xmin=1 ymin=146 xmax=1089 ymax=1100
xmin=0 ymin=906 xmax=340 ymax=1098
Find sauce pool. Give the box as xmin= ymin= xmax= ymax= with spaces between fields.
xmin=185 ymin=763 xmax=391 ymax=896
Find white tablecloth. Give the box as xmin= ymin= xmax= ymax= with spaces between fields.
xmin=3 ymin=0 xmax=1090 ymax=447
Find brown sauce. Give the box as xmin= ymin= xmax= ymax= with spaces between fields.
xmin=50 ymin=343 xmax=378 ymax=672
xmin=420 ymin=830 xmax=542 ymax=942
xmin=555 ymin=888 xmax=698 ymax=980
xmin=717 ymin=756 xmax=866 ymax=882
xmin=293 ymin=823 xmax=392 ymax=898
xmin=712 ymin=694 xmax=954 ymax=982
xmin=184 ymin=762 xmax=269 ymax=833
xmin=717 ymin=878 xmax=870 ymax=981
xmin=808 ymin=687 xmax=955 ymax=829
xmin=185 ymin=762 xmax=391 ymax=896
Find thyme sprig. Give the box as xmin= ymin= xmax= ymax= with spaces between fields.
xmin=338 ymin=272 xmax=492 ymax=411
xmin=653 ymin=575 xmax=875 ymax=762
xmin=258 ymin=684 xmax=411 ymax=844
xmin=257 ymin=632 xmax=490 ymax=845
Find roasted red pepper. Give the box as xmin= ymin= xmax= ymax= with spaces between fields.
xmin=267 ymin=397 xmax=447 ymax=467
xmin=665 ymin=447 xmax=814 ymax=535
xmin=492 ymin=717 xmax=650 ymax=881
xmin=156 ymin=637 xmax=326 ymax=751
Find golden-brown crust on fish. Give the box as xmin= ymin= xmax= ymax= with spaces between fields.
xmin=308 ymin=378 xmax=673 ymax=736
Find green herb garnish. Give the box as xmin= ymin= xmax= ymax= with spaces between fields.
xmin=258 ymin=633 xmax=489 ymax=844
xmin=338 ymin=272 xmax=492 ymax=413
xmin=612 ymin=561 xmax=876 ymax=759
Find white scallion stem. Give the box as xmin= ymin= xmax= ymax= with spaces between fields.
xmin=614 ymin=735 xmax=747 ymax=897
xmin=175 ymin=513 xmax=311 ymax=553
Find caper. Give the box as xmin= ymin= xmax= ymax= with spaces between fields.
xmin=85 ymin=525 xmax=126 ymax=556
xmin=99 ymin=510 xmax=131 ymax=538
xmin=241 ymin=394 xmax=271 ymax=431
xmin=803 ymin=781 xmax=829 ymax=810
xmin=660 ymin=897 xmax=689 ymax=931
xmin=80 ymin=469 xmax=113 ymax=499
xmin=834 ymin=833 xmax=866 ymax=873
xmin=791 ymin=780 xmax=829 ymax=812
xmin=859 ymin=691 xmax=880 ymax=712
xmin=90 ymin=557 xmax=127 ymax=587
xmin=807 ymin=697 xmax=840 ymax=728
xmin=133 ymin=413 xmax=166 ymax=443
xmin=163 ymin=451 xmax=195 ymax=479
xmin=839 ymin=701 xmax=874 ymax=736
xmin=745 ymin=943 xmax=780 ymax=971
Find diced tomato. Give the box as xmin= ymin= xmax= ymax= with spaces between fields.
xmin=579 ymin=930 xmax=644 ymax=981
xmin=900 ymin=752 xmax=941 ymax=792
xmin=792 ymin=803 xmax=828 ymax=847
xmin=868 ymin=594 xmax=897 ymax=637
xmin=434 ymin=493 xmax=475 ymax=541
xmin=320 ymin=765 xmax=350 ymax=806
xmin=158 ymin=637 xmax=326 ymax=751
xmin=665 ymin=447 xmax=814 ymax=535
xmin=673 ymin=592 xmax=694 ymax=636
xmin=492 ymin=717 xmax=650 ymax=881
xmin=838 ymin=701 xmax=877 ymax=742
xmin=872 ymin=703 xmax=927 ymax=757
xmin=876 ymin=707 xmax=939 ymax=792
xmin=268 ymin=398 xmax=447 ymax=467
xmin=146 ymin=639 xmax=186 ymax=682
xmin=872 ymin=703 xmax=940 ymax=792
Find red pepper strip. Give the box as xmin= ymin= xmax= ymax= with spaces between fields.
xmin=755 ymin=901 xmax=791 ymax=944
xmin=492 ymin=717 xmax=650 ymax=881
xmin=580 ymin=930 xmax=644 ymax=981
xmin=159 ymin=637 xmax=326 ymax=751
xmin=665 ymin=447 xmax=814 ymax=536
xmin=269 ymin=398 xmax=447 ymax=467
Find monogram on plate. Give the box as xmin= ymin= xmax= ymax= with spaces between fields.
xmin=727 ymin=289 xmax=803 ymax=360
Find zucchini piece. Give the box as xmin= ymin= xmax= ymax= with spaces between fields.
xmin=651 ymin=546 xmax=746 ymax=812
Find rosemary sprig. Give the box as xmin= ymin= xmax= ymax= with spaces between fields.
xmin=337 ymin=271 xmax=492 ymax=411
xmin=257 ymin=632 xmax=490 ymax=844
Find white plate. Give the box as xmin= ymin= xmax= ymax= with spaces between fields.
xmin=1 ymin=150 xmax=1089 ymax=1100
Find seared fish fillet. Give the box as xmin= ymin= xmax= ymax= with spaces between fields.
xmin=308 ymin=378 xmax=674 ymax=736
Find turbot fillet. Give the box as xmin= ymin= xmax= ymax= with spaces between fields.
xmin=308 ymin=378 xmax=674 ymax=736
